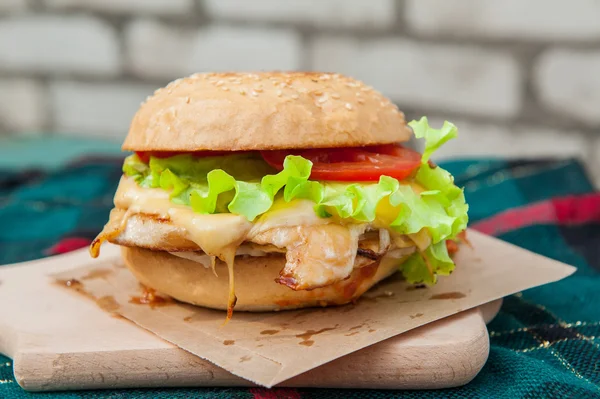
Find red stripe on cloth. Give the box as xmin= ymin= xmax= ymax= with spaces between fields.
xmin=47 ymin=237 xmax=91 ymax=255
xmin=554 ymin=193 xmax=600 ymax=224
xmin=472 ymin=193 xmax=600 ymax=236
xmin=249 ymin=388 xmax=302 ymax=399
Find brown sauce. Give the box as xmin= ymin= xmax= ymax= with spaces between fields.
xmin=129 ymin=287 xmax=173 ymax=308
xmin=342 ymin=263 xmax=379 ymax=299
xmin=410 ymin=313 xmax=424 ymax=319
xmin=296 ymin=325 xmax=338 ymax=346
xmin=260 ymin=330 xmax=279 ymax=335
xmin=430 ymin=292 xmax=466 ymax=300
xmin=239 ymin=355 xmax=252 ymax=363
xmin=96 ymin=296 xmax=120 ymax=312
xmin=223 ymin=340 xmax=235 ymax=346
xmin=57 ymin=278 xmax=83 ymax=290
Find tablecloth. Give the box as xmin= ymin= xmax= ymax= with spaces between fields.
xmin=1 ymin=153 xmax=599 ymax=398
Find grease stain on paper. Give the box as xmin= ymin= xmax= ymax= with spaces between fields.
xmin=260 ymin=329 xmax=279 ymax=335
xmin=296 ymin=325 xmax=339 ymax=347
xmin=430 ymin=292 xmax=466 ymax=300
xmin=96 ymin=295 xmax=120 ymax=312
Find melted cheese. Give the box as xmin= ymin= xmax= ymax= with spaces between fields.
xmin=106 ymin=176 xmax=426 ymax=314
xmin=115 ymin=177 xmax=252 ymax=258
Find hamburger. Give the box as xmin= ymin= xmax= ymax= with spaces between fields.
xmin=90 ymin=72 xmax=468 ymax=320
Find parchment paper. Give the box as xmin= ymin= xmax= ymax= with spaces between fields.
xmin=53 ymin=230 xmax=575 ymax=387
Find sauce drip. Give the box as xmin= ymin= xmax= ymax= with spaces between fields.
xmin=58 ymin=278 xmax=83 ymax=289
xmin=129 ymin=286 xmax=173 ymax=308
xmin=430 ymin=292 xmax=466 ymax=300
xmin=223 ymin=248 xmax=237 ymax=324
xmin=89 ymin=209 xmax=132 ymax=258
xmin=296 ymin=325 xmax=339 ymax=346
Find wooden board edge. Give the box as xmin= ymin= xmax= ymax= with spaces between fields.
xmin=12 ymin=307 xmax=493 ymax=391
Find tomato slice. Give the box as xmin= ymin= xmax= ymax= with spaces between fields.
xmin=135 ymin=150 xmax=233 ymax=163
xmin=260 ymin=144 xmax=422 ymax=181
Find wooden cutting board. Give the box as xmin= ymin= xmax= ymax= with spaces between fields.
xmin=0 ymin=246 xmax=501 ymax=391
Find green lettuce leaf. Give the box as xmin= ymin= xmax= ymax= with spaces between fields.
xmin=409 ymin=117 xmax=458 ymax=163
xmin=401 ymin=240 xmax=455 ymax=284
xmin=122 ymin=117 xmax=469 ymax=284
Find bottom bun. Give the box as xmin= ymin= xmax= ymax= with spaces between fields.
xmin=121 ymin=247 xmax=407 ymax=312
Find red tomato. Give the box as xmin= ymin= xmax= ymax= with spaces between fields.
xmin=260 ymin=144 xmax=422 ymax=181
xmin=135 ymin=151 xmax=233 ymax=163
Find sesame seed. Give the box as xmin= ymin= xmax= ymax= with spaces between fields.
xmin=332 ymin=74 xmax=340 ymax=79
xmin=320 ymin=74 xmax=331 ymax=80
xmin=239 ymin=88 xmax=247 ymax=95
xmin=221 ymin=86 xmax=229 ymax=91
xmin=291 ymin=94 xmax=300 ymax=99
xmin=216 ymin=80 xmax=225 ymax=87
xmin=276 ymin=90 xmax=283 ymax=97
xmin=357 ymin=98 xmax=365 ymax=104
xmin=313 ymin=90 xmax=323 ymax=96
xmin=254 ymin=87 xmax=263 ymax=93
xmin=345 ymin=103 xmax=353 ymax=110
xmin=331 ymin=93 xmax=340 ymax=99
xmin=318 ymin=96 xmax=327 ymax=103
xmin=185 ymin=97 xmax=191 ymax=104
xmin=251 ymin=90 xmax=259 ymax=97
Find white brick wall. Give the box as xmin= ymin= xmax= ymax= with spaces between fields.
xmin=0 ymin=0 xmax=597 ymax=179
xmin=0 ymin=79 xmax=45 ymax=133
xmin=125 ymin=20 xmax=302 ymax=79
xmin=311 ymin=37 xmax=522 ymax=118
xmin=430 ymin=119 xmax=589 ymax=160
xmin=44 ymin=0 xmax=194 ymax=15
xmin=534 ymin=50 xmax=600 ymax=126
xmin=0 ymin=0 xmax=27 ymax=13
xmin=50 ymin=82 xmax=155 ymax=139
xmin=204 ymin=0 xmax=396 ymax=28
xmin=406 ymin=0 xmax=600 ymax=41
xmin=0 ymin=16 xmax=119 ymax=75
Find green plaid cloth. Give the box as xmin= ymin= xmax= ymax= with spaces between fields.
xmin=1 ymin=152 xmax=599 ymax=398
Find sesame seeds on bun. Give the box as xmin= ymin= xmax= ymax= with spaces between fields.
xmin=122 ymin=72 xmax=412 ymax=152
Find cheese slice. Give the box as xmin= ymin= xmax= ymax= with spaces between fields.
xmin=100 ymin=176 xmax=426 ymax=316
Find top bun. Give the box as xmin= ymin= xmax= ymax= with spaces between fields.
xmin=123 ymin=72 xmax=412 ymax=152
